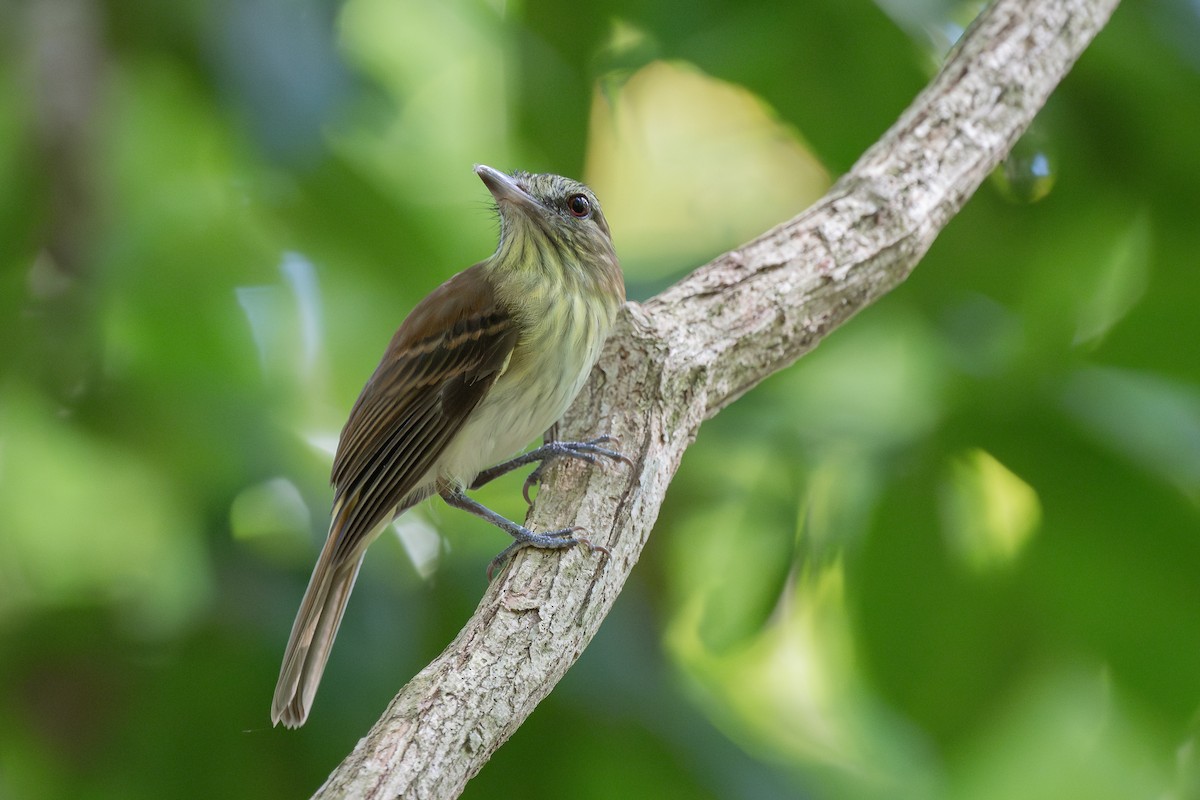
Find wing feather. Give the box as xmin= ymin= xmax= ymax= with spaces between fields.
xmin=328 ymin=264 xmax=517 ymax=560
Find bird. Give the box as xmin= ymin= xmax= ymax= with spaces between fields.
xmin=270 ymin=164 xmax=627 ymax=728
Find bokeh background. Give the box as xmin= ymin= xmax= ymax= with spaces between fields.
xmin=2 ymin=0 xmax=1199 ymax=797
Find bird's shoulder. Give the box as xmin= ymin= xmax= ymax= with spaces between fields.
xmin=383 ymin=263 xmax=511 ymax=363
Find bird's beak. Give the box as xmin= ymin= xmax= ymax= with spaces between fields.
xmin=475 ymin=165 xmax=539 ymax=215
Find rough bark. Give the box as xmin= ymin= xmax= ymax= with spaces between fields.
xmin=313 ymin=0 xmax=1122 ymax=796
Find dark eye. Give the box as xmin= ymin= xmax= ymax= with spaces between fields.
xmin=566 ymin=194 xmax=591 ymax=218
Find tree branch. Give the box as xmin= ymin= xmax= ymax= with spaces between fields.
xmin=312 ymin=0 xmax=1121 ymax=796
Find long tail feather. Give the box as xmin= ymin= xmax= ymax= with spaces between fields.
xmin=271 ymin=533 xmax=364 ymax=728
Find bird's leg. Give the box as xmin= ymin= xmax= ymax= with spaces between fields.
xmin=469 ymin=435 xmax=632 ymax=504
xmin=438 ymin=487 xmax=608 ymax=580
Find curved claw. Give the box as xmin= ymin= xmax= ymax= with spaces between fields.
xmin=520 ymin=436 xmax=634 ymax=505
xmin=486 ymin=525 xmax=607 ymax=581
xmin=487 ymin=547 xmax=518 ymax=582
xmin=522 ymin=465 xmax=544 ymax=506
xmin=572 ymin=436 xmax=635 ymax=469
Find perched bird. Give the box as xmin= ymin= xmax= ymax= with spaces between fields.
xmin=271 ymin=165 xmax=627 ymax=728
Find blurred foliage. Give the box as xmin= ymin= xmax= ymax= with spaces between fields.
xmin=1 ymin=0 xmax=1199 ymax=798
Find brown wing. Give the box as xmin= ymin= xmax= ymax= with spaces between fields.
xmin=327 ymin=263 xmax=516 ymax=561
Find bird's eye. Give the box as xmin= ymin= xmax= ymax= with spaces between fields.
xmin=566 ymin=194 xmax=591 ymax=218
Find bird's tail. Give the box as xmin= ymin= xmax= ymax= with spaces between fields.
xmin=271 ymin=529 xmax=364 ymax=729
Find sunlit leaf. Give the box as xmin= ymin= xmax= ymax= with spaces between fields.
xmin=952 ymin=670 xmax=1169 ymax=800
xmin=1073 ymin=211 xmax=1151 ymax=348
xmin=585 ymin=60 xmax=829 ymax=276
xmin=940 ymin=449 xmax=1041 ymax=571
xmin=229 ymin=476 xmax=312 ymax=554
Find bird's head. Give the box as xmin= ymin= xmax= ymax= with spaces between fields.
xmin=475 ymin=164 xmax=619 ymax=283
